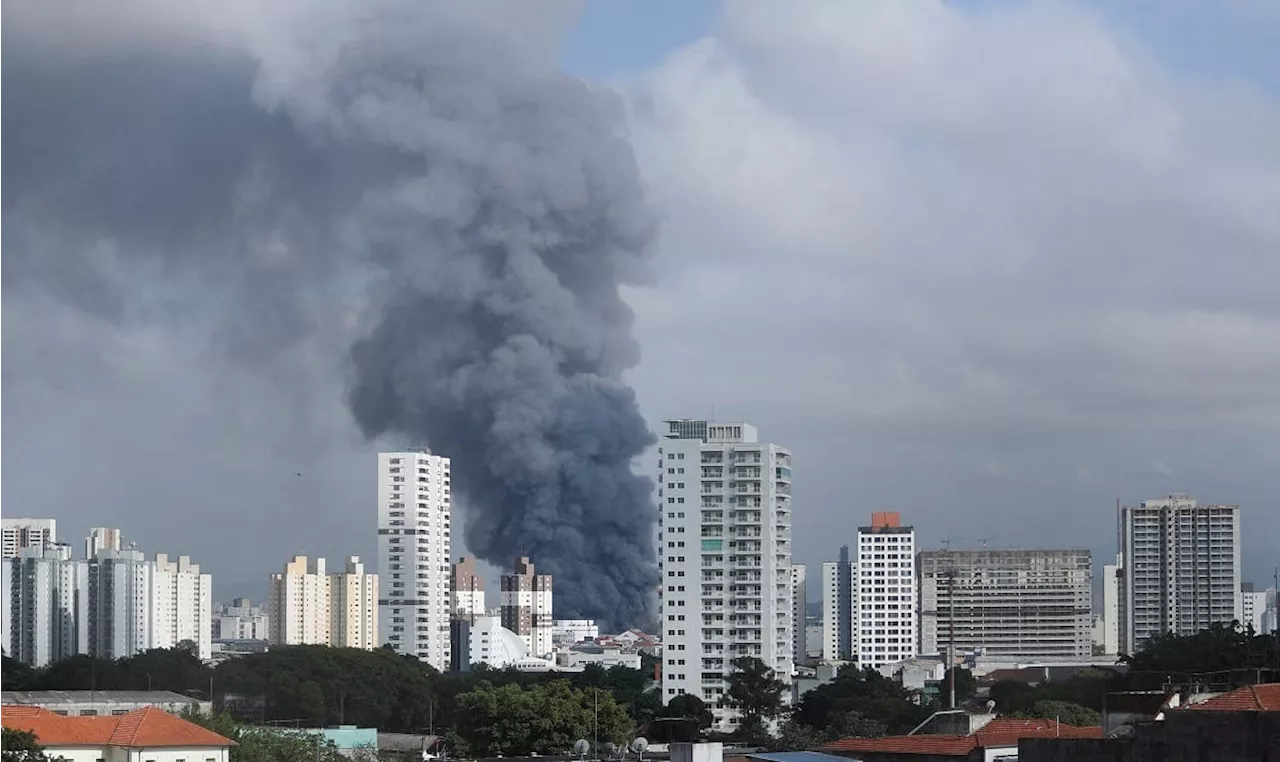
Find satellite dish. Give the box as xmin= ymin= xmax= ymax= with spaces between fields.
xmin=630 ymin=738 xmax=649 ymax=754
xmin=573 ymin=740 xmax=591 ymax=757
xmin=985 ymin=700 xmax=996 ymax=713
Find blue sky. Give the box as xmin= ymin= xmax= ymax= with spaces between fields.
xmin=563 ymin=0 xmax=1280 ymax=94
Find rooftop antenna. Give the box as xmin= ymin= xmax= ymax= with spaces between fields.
xmin=976 ymin=536 xmax=996 ymax=549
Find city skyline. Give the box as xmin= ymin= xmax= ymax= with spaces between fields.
xmin=4 ymin=0 xmax=1278 ymax=624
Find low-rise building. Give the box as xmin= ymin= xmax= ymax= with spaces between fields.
xmin=551 ymin=619 xmax=598 ymax=645
xmin=1 ymin=690 xmax=212 ymax=717
xmin=556 ymin=645 xmax=642 ymax=670
xmin=1 ymin=705 xmax=233 ymax=761
xmin=822 ymin=713 xmax=1102 ymax=761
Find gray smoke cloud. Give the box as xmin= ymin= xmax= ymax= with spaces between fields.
xmin=3 ymin=0 xmax=659 ymax=628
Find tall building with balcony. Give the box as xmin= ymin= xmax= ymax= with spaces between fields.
xmin=1118 ymin=495 xmax=1241 ymax=654
xmin=500 ymin=557 xmax=553 ymax=658
xmin=918 ymin=548 xmax=1092 ymax=660
xmin=658 ymin=419 xmax=793 ymax=733
xmin=855 ymin=513 xmax=917 ymax=668
xmin=2 ymin=544 xmax=89 ymax=667
xmin=268 ymin=555 xmax=330 ymax=646
xmin=790 ymin=564 xmax=807 ymax=668
xmin=330 ymin=556 xmax=378 ymax=650
xmin=151 ymin=554 xmax=212 ymax=659
xmin=378 ymin=450 xmax=452 ymax=670
xmin=87 ymin=549 xmax=154 ymax=660
xmin=821 ymin=545 xmax=855 ymax=662
xmin=2 ymin=519 xmax=56 ymax=559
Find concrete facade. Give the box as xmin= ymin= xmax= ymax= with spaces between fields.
xmin=3 ymin=545 xmax=89 ymax=667
xmin=919 ymin=548 xmax=1092 ymax=660
xmin=2 ymin=518 xmax=56 ymax=559
xmin=659 ymin=419 xmax=794 ymax=732
xmin=821 ymin=546 xmax=854 ymax=662
xmin=268 ymin=555 xmax=330 ymax=646
xmin=451 ymin=556 xmax=485 ymax=623
xmin=500 ymin=557 xmax=553 ymax=658
xmin=1118 ymin=495 xmax=1242 ymax=654
xmin=790 ymin=563 xmax=807 ymax=668
xmin=856 ymin=513 xmax=917 ymax=668
xmin=330 ymin=556 xmax=378 ymax=649
xmin=378 ymin=450 xmax=452 ymax=670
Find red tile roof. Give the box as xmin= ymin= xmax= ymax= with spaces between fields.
xmin=820 ymin=718 xmax=1102 ymax=757
xmin=2 ymin=705 xmax=235 ymax=748
xmin=1184 ymin=683 xmax=1280 ymax=712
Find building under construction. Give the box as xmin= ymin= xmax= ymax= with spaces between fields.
xmin=918 ymin=548 xmax=1093 ymax=660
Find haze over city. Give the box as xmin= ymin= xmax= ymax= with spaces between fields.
xmin=4 ymin=0 xmax=1278 ymax=614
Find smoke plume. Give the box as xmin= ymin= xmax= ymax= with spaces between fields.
xmin=3 ymin=0 xmax=659 ymax=628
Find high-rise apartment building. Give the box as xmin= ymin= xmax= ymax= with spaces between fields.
xmin=2 ymin=519 xmax=56 ymax=559
xmin=2 ymin=545 xmax=89 ymax=667
xmin=452 ymin=556 xmax=485 ymax=623
xmin=85 ymin=528 xmax=124 ymax=560
xmin=658 ymin=419 xmax=793 ymax=732
xmin=1239 ymin=583 xmax=1268 ymax=635
xmin=500 ymin=557 xmax=553 ymax=658
xmin=1101 ymin=554 xmax=1122 ymax=655
xmin=268 ymin=555 xmax=331 ymax=646
xmin=378 ymin=450 xmax=452 ymax=670
xmin=331 ymin=556 xmax=379 ymax=649
xmin=919 ymin=548 xmax=1092 ymax=660
xmin=790 ymin=564 xmax=807 ymax=667
xmin=212 ymin=598 xmax=270 ymax=640
xmin=87 ymin=549 xmax=153 ymax=660
xmin=1118 ymin=495 xmax=1242 ymax=654
xmin=854 ymin=513 xmax=916 ymax=668
xmin=821 ymin=546 xmax=855 ymax=662
xmin=151 ymin=554 xmax=212 ymax=659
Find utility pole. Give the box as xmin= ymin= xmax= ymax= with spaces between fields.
xmin=593 ymin=689 xmax=599 ymax=758
xmin=948 ymin=566 xmax=957 ymax=710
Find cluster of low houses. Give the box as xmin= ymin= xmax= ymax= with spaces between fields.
xmin=4 ymin=681 xmax=1276 ymax=762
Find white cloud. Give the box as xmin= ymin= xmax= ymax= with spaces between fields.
xmin=624 ymin=1 xmax=1280 ymax=569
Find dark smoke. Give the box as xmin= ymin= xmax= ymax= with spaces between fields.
xmin=3 ymin=1 xmax=659 ymax=629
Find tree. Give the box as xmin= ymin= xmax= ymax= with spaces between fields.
xmin=724 ymin=657 xmax=786 ymax=740
xmin=791 ymin=665 xmax=929 ymax=738
xmin=940 ymin=667 xmax=977 ymax=705
xmin=1 ymin=728 xmax=49 ymax=762
xmin=453 ymin=680 xmax=631 ymax=757
xmin=1012 ymin=700 xmax=1102 ymax=727
xmin=180 ymin=709 xmax=349 ymax=762
xmin=1 ymin=657 xmax=35 ymax=691
xmin=665 ymin=694 xmax=714 ymax=729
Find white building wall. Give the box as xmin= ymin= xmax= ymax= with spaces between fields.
xmin=331 ymin=557 xmax=379 ymax=650
xmin=1119 ymin=496 xmax=1241 ymax=653
xmin=552 ymin=619 xmax=599 ymax=644
xmin=658 ymin=420 xmax=793 ymax=733
xmin=149 ymin=555 xmax=212 ymax=660
xmin=1240 ymin=588 xmax=1268 ymax=634
xmin=84 ymin=528 xmax=124 ymax=560
xmin=378 ymin=451 xmax=452 ymax=669
xmin=1102 ymin=554 xmax=1121 ymax=655
xmin=2 ymin=519 xmax=56 ymax=559
xmin=855 ymin=519 xmax=916 ymax=669
xmin=88 ymin=550 xmax=153 ymax=660
xmin=268 ymin=556 xmax=330 ymax=646
xmin=821 ymin=553 xmax=855 ymax=662
xmin=4 ymin=547 xmax=90 ymax=667
xmin=790 ymin=563 xmax=807 ymax=668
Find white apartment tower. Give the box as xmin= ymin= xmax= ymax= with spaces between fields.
xmin=378 ymin=450 xmax=452 ymax=670
xmin=790 ymin=564 xmax=807 ymax=668
xmin=212 ymin=598 xmax=270 ymax=640
xmin=659 ymin=420 xmax=793 ymax=733
xmin=1118 ymin=495 xmax=1242 ymax=654
xmin=919 ymin=548 xmax=1092 ymax=660
xmin=268 ymin=555 xmax=331 ymax=645
xmin=87 ymin=549 xmax=153 ymax=660
xmin=1102 ymin=554 xmax=1122 ymax=655
xmin=151 ymin=554 xmax=213 ymax=659
xmin=331 ymin=556 xmax=379 ymax=650
xmin=2 ymin=544 xmax=89 ymax=667
xmin=821 ymin=545 xmax=855 ymax=662
xmin=1238 ymin=583 xmax=1268 ymax=635
xmin=855 ymin=513 xmax=917 ymax=669
xmin=85 ymin=528 xmax=124 ymax=560
xmin=3 ymin=519 xmax=56 ymax=559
